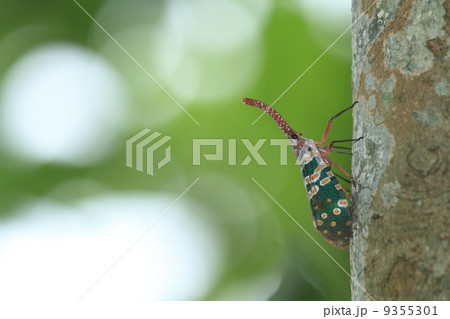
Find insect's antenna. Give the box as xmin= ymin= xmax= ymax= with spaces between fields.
xmin=242 ymin=98 xmax=295 ymax=138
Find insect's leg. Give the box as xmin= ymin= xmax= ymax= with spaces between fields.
xmin=341 ymin=185 xmax=352 ymax=202
xmin=331 ymin=149 xmax=352 ymax=155
xmin=333 ymin=171 xmax=351 ymax=184
xmin=329 ymin=171 xmax=352 ymax=200
xmin=327 ymin=136 xmax=363 ymax=151
xmin=320 ymin=153 xmax=355 ymax=186
xmin=316 ymin=101 xmax=358 ymax=147
xmin=341 ymin=185 xmax=351 ymax=199
xmin=332 ymin=146 xmax=352 ymax=150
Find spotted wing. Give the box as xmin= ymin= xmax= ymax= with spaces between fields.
xmin=298 ymin=146 xmax=352 ymax=249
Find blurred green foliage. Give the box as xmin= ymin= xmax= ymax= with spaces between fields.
xmin=0 ymin=0 xmax=354 ymax=300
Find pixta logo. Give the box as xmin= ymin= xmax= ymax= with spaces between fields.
xmin=126 ymin=129 xmax=171 ymax=176
xmin=192 ymin=139 xmax=292 ymax=165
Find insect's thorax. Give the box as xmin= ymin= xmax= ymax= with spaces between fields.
xmin=292 ymin=138 xmax=324 ymax=168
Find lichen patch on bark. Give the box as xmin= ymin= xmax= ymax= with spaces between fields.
xmin=435 ymin=78 xmax=449 ymax=95
xmin=385 ymin=0 xmax=446 ymax=74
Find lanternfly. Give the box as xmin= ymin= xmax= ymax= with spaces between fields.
xmin=243 ymin=98 xmax=362 ymax=250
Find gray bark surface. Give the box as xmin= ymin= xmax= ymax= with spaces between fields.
xmin=350 ymin=0 xmax=449 ymax=300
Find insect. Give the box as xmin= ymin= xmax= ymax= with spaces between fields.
xmin=242 ymin=98 xmax=362 ymax=249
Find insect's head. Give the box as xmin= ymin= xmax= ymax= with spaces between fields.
xmin=242 ymin=98 xmax=304 ymax=147
xmin=288 ymin=130 xmax=304 ymax=148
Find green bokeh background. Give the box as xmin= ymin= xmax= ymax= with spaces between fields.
xmin=0 ymin=0 xmax=355 ymax=300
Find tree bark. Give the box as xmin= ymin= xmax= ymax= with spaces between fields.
xmin=350 ymin=0 xmax=449 ymax=300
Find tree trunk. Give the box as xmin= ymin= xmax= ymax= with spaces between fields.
xmin=350 ymin=0 xmax=449 ymax=301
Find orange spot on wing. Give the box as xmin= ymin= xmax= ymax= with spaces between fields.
xmin=310 ymin=173 xmax=320 ymax=182
xmin=331 ymin=221 xmax=336 ymax=227
xmin=327 ymin=198 xmax=332 ymax=203
xmin=321 ymin=213 xmax=327 ymax=219
xmin=346 ymin=220 xmax=352 ymax=226
xmin=333 ymin=208 xmax=341 ymax=215
xmin=338 ymin=199 xmax=348 ymax=207
xmin=320 ymin=177 xmax=330 ymax=186
xmin=316 ymin=220 xmax=323 ymax=226
xmin=315 ymin=165 xmax=324 ymax=173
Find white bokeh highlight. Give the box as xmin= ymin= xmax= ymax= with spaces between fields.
xmin=0 ymin=43 xmax=128 ymax=166
xmin=0 ymin=193 xmax=222 ymax=301
xmin=95 ymin=0 xmax=271 ymax=109
xmin=296 ymin=0 xmax=352 ymax=28
xmin=157 ymin=0 xmax=270 ymax=103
